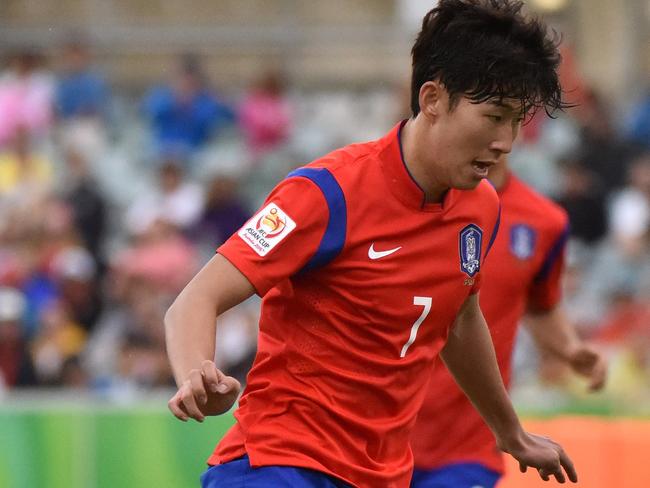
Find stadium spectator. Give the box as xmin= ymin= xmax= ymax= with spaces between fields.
xmin=193 ymin=174 xmax=249 ymax=251
xmin=54 ymin=34 xmax=111 ymax=161
xmin=50 ymin=246 xmax=102 ymax=333
xmin=0 ymin=235 xmax=28 ymax=289
xmin=609 ymin=153 xmax=650 ymax=257
xmin=142 ymin=53 xmax=235 ymax=157
xmin=556 ymin=159 xmax=608 ymax=244
xmin=625 ymin=87 xmax=650 ymax=151
xmin=0 ymin=50 xmax=54 ymax=146
xmin=239 ymin=70 xmax=293 ymax=160
xmin=16 ymin=238 xmax=60 ymax=338
xmin=0 ymin=128 xmax=54 ymax=216
xmin=565 ymin=156 xmax=650 ymax=331
xmin=3 ymin=190 xmax=87 ymax=339
xmin=84 ymin=273 xmax=174 ymax=390
xmin=54 ymin=35 xmax=110 ymax=121
xmin=119 ymin=330 xmax=173 ymax=388
xmin=30 ymin=298 xmax=86 ymax=385
xmin=576 ymin=88 xmax=638 ymax=194
xmin=81 ymin=273 xmax=145 ymax=390
xmin=59 ymin=149 xmax=107 ymax=264
xmin=116 ymin=278 xmax=173 ymax=388
xmin=125 ymin=159 xmax=205 ymax=236
xmin=114 ymin=218 xmax=198 ymax=294
xmin=0 ymin=287 xmax=37 ymax=389
xmin=568 ymin=155 xmax=650 ymax=337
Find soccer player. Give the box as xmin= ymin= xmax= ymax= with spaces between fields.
xmin=409 ymin=157 xmax=608 ymax=488
xmin=165 ymin=1 xmax=577 ymax=486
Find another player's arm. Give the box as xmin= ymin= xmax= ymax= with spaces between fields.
xmin=525 ymin=306 xmax=607 ymax=391
xmin=165 ymin=253 xmax=255 ymax=422
xmin=525 ymin=220 xmax=607 ymax=391
xmin=440 ymin=293 xmax=578 ymax=484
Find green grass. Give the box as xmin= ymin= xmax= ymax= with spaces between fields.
xmin=0 ymin=405 xmax=234 ymax=488
xmin=1 ymin=395 xmax=649 ymax=488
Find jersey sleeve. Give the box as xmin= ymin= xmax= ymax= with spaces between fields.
xmin=217 ymin=176 xmax=329 ymax=296
xmin=528 ymin=218 xmax=570 ymax=312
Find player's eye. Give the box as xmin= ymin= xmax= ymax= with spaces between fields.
xmin=488 ymin=115 xmax=503 ymax=123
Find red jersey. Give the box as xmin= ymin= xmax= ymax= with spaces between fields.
xmin=210 ymin=122 xmax=500 ymax=488
xmin=410 ymin=173 xmax=569 ymax=474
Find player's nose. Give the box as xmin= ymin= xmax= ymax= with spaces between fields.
xmin=489 ymin=124 xmax=517 ymax=155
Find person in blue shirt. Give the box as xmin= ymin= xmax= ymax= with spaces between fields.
xmin=55 ymin=37 xmax=110 ymax=121
xmin=626 ymin=88 xmax=650 ymax=151
xmin=143 ymin=53 xmax=235 ymax=156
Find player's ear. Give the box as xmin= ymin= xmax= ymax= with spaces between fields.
xmin=418 ymin=80 xmax=445 ymax=122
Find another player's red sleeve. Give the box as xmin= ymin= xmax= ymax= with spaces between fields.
xmin=217 ymin=177 xmax=329 ymax=296
xmin=528 ymin=221 xmax=570 ymax=312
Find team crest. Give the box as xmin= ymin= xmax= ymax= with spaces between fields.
xmin=238 ymin=203 xmax=296 ymax=256
xmin=459 ymin=224 xmax=483 ymax=277
xmin=509 ymin=224 xmax=536 ymax=260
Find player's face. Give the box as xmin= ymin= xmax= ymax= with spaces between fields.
xmin=425 ymin=91 xmax=523 ymax=191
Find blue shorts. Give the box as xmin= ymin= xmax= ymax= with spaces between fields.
xmin=410 ymin=462 xmax=501 ymax=488
xmin=200 ymin=455 xmax=352 ymax=488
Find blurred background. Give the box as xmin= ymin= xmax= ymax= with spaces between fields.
xmin=0 ymin=1 xmax=648 ymax=487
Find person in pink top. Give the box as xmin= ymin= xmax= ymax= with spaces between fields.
xmin=0 ymin=51 xmax=54 ymax=145
xmin=239 ymin=70 xmax=292 ymax=159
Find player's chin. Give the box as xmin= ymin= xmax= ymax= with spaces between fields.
xmin=453 ymin=174 xmax=484 ymax=190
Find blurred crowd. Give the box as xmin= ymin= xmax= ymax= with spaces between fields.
xmin=0 ymin=36 xmax=648 ymax=405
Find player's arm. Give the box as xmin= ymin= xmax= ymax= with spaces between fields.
xmin=440 ymin=293 xmax=578 ymax=483
xmin=165 ymin=174 xmax=330 ymax=422
xmin=525 ymin=306 xmax=607 ymax=391
xmin=165 ymin=253 xmax=255 ymax=422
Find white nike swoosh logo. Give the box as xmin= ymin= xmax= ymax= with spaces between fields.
xmin=368 ymin=243 xmax=402 ymax=260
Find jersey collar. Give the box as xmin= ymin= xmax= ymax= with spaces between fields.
xmin=379 ymin=120 xmax=454 ymax=213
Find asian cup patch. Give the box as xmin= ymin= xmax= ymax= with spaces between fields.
xmin=238 ymin=203 xmax=296 ymax=256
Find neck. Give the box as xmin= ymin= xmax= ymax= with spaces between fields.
xmin=400 ymin=117 xmax=448 ymax=203
xmin=487 ymin=162 xmax=509 ymax=191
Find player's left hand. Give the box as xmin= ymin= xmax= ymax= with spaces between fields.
xmin=500 ymin=430 xmax=578 ymax=484
xmin=567 ymin=344 xmax=607 ymax=391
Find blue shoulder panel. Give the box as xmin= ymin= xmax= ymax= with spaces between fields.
xmin=534 ymin=222 xmax=570 ymax=283
xmin=287 ymin=167 xmax=347 ymax=272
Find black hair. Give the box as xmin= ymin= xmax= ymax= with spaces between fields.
xmin=410 ymin=0 xmax=568 ymax=118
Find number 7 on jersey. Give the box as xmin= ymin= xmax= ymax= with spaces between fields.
xmin=400 ymin=296 xmax=432 ymax=357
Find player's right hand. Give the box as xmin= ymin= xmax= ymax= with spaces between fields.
xmin=567 ymin=343 xmax=608 ymax=391
xmin=167 ymin=360 xmax=241 ymax=422
xmin=500 ymin=430 xmax=578 ymax=484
